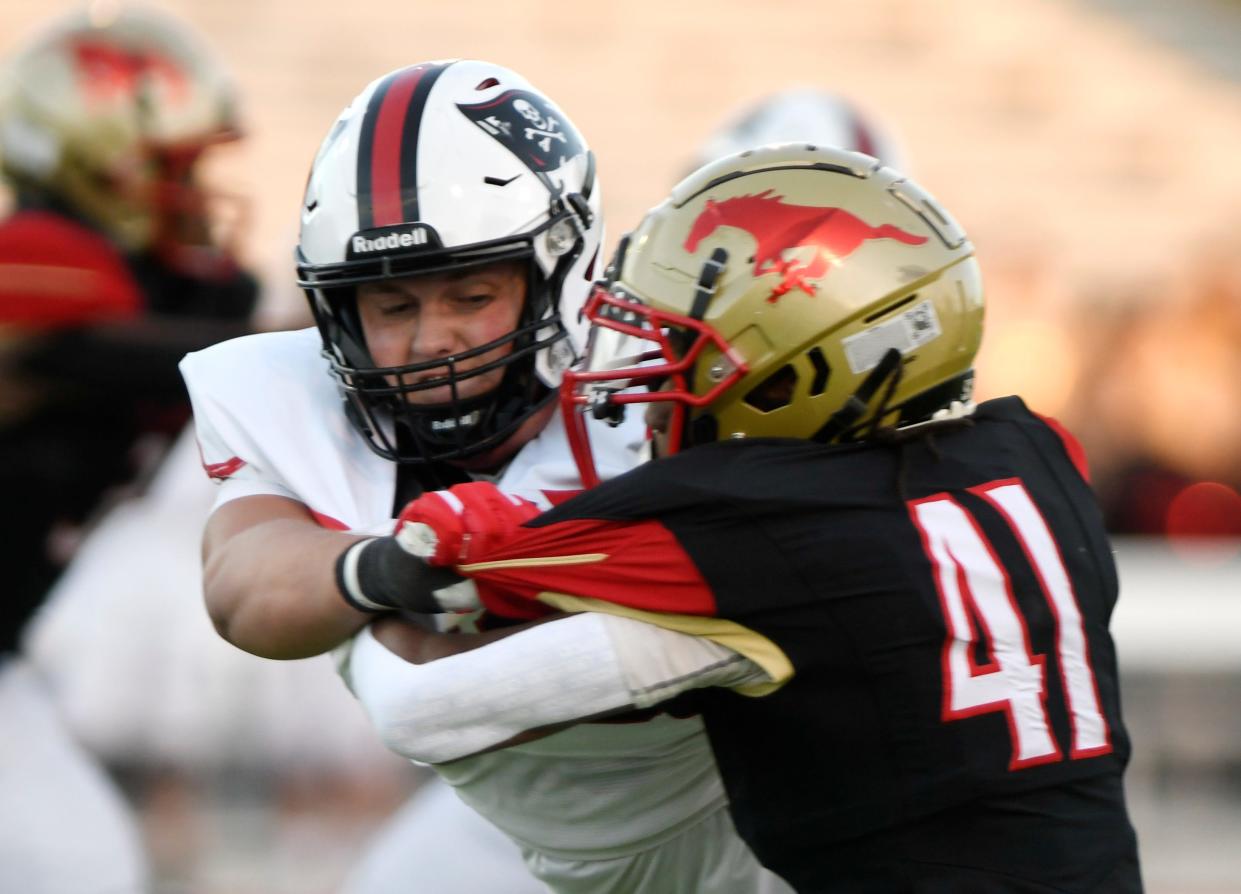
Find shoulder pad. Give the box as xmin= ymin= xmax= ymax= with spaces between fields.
xmin=0 ymin=211 xmax=142 ymax=327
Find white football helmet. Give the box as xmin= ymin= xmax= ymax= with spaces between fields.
xmin=692 ymin=88 xmax=908 ymax=173
xmin=297 ymin=60 xmax=603 ymax=464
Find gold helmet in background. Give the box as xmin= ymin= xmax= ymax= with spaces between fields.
xmin=0 ymin=3 xmax=242 ymax=270
xmin=564 ymin=144 xmax=984 ymax=484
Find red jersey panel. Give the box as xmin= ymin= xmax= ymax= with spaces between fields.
xmin=0 ymin=211 xmax=142 ymax=327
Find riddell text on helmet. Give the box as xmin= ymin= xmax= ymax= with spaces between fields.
xmin=351 ymin=229 xmax=429 ymax=254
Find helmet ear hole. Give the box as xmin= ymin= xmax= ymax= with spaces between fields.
xmin=744 ymin=364 xmax=798 ymax=412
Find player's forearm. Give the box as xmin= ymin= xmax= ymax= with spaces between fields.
xmin=344 ymin=614 xmax=636 ymax=763
xmin=203 ymin=503 xmax=371 ymax=659
xmin=343 ymin=612 xmax=769 ymax=764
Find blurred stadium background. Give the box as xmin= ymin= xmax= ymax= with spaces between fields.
xmin=1 ymin=0 xmax=1238 ymax=891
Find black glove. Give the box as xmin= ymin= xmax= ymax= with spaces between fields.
xmin=335 ymin=536 xmax=472 ymax=614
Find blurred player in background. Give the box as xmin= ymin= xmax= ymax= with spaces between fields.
xmin=690 ymin=86 xmax=908 ymax=174
xmin=337 ymin=145 xmax=1144 ymax=893
xmin=0 ymin=4 xmax=258 ymax=891
xmin=182 ymin=60 xmax=790 ymax=893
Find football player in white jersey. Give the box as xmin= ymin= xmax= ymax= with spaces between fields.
xmin=181 ymin=60 xmax=790 ymax=893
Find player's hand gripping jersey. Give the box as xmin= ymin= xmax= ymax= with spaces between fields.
xmin=402 ymin=398 xmax=1140 ymax=892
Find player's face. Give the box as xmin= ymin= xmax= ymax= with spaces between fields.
xmin=356 ymin=261 xmax=526 ymax=405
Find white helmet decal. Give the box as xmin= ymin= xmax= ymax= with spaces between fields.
xmin=457 ymin=89 xmax=586 ymax=173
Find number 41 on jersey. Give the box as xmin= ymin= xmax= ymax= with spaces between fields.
xmin=909 ymin=479 xmax=1112 ymax=770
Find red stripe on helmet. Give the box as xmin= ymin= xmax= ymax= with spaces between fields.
xmin=369 ymin=66 xmax=427 ymax=226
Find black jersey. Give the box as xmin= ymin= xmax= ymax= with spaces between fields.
xmin=460 ymin=397 xmax=1141 ymax=892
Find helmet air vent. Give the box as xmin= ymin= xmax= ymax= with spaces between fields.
xmin=807 ymin=347 xmax=830 ymax=396
xmin=863 ymin=292 xmax=918 ymax=324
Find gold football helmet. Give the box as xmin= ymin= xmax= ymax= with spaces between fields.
xmin=563 ymin=144 xmax=984 ymax=485
xmin=0 ymin=4 xmax=242 ymax=271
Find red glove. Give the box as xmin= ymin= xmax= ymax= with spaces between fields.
xmin=394 ymin=482 xmax=542 ymax=566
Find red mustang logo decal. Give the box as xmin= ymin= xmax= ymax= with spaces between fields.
xmin=72 ymin=40 xmax=187 ymax=106
xmin=684 ymin=190 xmax=928 ymax=302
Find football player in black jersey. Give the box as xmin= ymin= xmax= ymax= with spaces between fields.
xmin=339 ymin=144 xmax=1143 ymax=893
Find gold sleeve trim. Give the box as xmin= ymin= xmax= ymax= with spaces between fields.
xmin=458 ymin=553 xmax=609 ymax=573
xmin=536 ymin=592 xmax=794 ymax=696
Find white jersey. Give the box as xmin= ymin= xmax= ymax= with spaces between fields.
xmin=179 ymin=328 xmax=729 ymax=861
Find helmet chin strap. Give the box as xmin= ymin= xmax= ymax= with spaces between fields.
xmin=813 ymin=348 xmax=904 ymax=444
xmin=676 ymin=247 xmax=729 ymax=450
